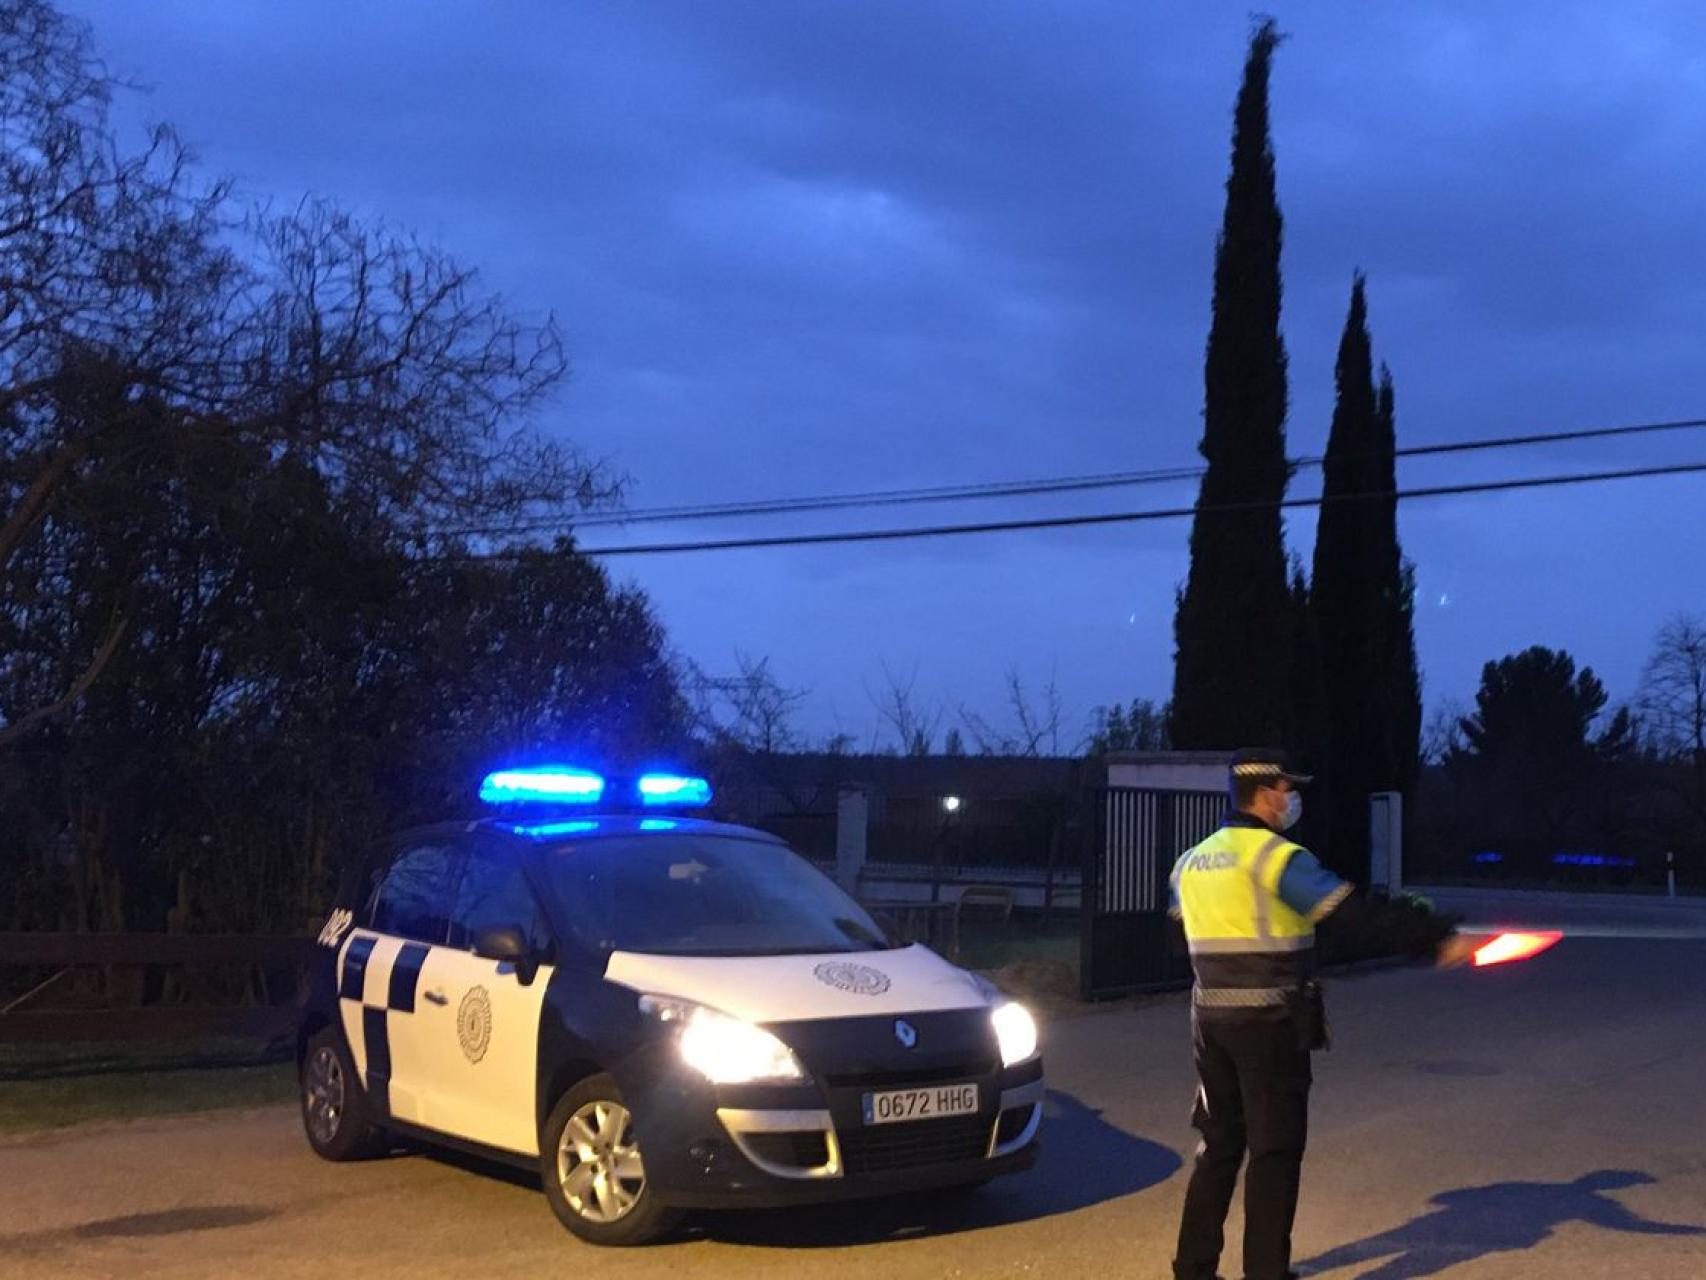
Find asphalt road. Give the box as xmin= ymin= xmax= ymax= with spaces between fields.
xmin=3 ymin=926 xmax=1704 ymax=1279
xmin=1417 ymin=884 xmax=1706 ymax=939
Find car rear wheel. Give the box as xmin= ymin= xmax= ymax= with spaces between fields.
xmin=540 ymin=1074 xmax=681 ymax=1246
xmin=300 ymin=1027 xmax=386 ymax=1160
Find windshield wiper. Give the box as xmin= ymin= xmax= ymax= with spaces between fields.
xmin=832 ymin=917 xmax=888 ymax=950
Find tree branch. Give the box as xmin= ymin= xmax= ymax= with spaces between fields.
xmin=0 ymin=614 xmax=128 ymax=748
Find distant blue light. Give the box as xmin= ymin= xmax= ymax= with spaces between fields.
xmin=1474 ymin=852 xmax=1505 ymax=864
xmin=636 ymin=773 xmax=712 ymax=807
xmin=640 ymin=818 xmax=678 ymax=831
xmin=1552 ymin=853 xmax=1634 ymax=868
xmin=511 ymin=819 xmax=599 ymax=838
xmin=480 ymin=766 xmax=605 ymax=807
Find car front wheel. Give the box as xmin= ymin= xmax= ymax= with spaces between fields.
xmin=540 ymin=1073 xmax=680 ymax=1246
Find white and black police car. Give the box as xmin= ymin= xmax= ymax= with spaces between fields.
xmin=298 ymin=765 xmax=1043 ymax=1245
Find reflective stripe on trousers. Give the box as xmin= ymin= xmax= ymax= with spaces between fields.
xmin=1192 ymin=985 xmax=1294 ymax=1009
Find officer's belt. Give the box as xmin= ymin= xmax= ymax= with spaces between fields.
xmin=1192 ymin=984 xmax=1295 ymax=1009
xmin=1188 ymin=943 xmax=1315 ymax=992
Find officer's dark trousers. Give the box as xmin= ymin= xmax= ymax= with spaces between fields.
xmin=1173 ymin=1010 xmax=1312 ymax=1280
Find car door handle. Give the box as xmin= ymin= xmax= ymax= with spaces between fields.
xmin=423 ymin=988 xmax=448 ymax=1006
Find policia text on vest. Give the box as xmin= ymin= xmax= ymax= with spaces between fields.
xmin=1167 ymin=749 xmax=1470 ymax=1280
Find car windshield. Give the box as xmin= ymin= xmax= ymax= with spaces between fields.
xmin=537 ymin=834 xmax=894 ymax=957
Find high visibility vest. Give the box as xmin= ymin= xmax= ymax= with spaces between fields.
xmin=1171 ymin=823 xmax=1315 ymax=1011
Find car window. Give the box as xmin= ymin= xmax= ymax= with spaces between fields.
xmin=368 ymin=842 xmax=460 ymax=944
xmin=449 ymin=846 xmax=549 ymax=953
xmin=539 ymin=835 xmax=892 ymax=957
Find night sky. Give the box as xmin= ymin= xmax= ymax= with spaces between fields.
xmin=72 ymin=2 xmax=1706 ymax=748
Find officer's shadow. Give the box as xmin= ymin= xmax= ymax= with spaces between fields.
xmin=1299 ymin=1169 xmax=1704 ymax=1280
xmin=701 ymin=1088 xmax=1181 ymax=1248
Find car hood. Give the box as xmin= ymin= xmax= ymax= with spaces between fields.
xmin=602 ymin=943 xmax=989 ymax=1024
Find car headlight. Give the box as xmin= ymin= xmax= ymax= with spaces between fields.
xmin=639 ymin=994 xmax=806 ymax=1084
xmin=991 ymin=1000 xmax=1038 ymax=1067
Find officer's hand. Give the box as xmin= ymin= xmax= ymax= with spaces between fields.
xmin=1434 ymin=934 xmax=1479 ymax=969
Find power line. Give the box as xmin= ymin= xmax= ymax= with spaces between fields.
xmin=439 ymin=415 xmax=1706 ymax=537
xmin=18 ymin=458 xmax=1704 ymax=576
xmin=530 ymin=465 xmax=1201 ymax=527
xmin=531 ymin=459 xmax=1706 ymax=557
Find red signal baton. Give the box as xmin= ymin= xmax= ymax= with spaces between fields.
xmin=1471 ymin=930 xmax=1563 ymax=967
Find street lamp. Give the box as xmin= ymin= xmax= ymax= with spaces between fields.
xmin=932 ymin=796 xmax=963 ymax=908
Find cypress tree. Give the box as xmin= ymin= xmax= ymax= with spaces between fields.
xmin=1310 ymin=275 xmax=1376 ymax=874
xmin=1377 ymin=370 xmax=1424 ymax=828
xmin=1170 ymin=18 xmax=1293 ymax=751
xmin=1310 ymin=278 xmax=1421 ymax=879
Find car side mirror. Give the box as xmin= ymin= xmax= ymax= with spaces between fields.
xmin=474 ymin=925 xmax=539 ymax=985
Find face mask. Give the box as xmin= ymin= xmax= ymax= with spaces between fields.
xmin=1278 ymin=791 xmax=1303 ymax=831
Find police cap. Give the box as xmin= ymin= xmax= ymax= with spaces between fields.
xmin=1229 ymin=747 xmax=1313 ymax=786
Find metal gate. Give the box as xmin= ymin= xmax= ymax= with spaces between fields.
xmin=1080 ymin=786 xmax=1224 ymax=999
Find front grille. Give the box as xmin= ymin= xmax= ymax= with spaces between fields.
xmin=825 ymin=1061 xmax=995 ymax=1090
xmin=743 ymin=1130 xmax=830 ymax=1170
xmin=839 ymin=1115 xmax=991 ymax=1175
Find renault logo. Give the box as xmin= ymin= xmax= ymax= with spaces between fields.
xmin=894 ymin=1019 xmax=918 ymax=1049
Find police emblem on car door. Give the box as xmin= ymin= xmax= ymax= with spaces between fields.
xmin=457 ymin=986 xmax=493 ymax=1064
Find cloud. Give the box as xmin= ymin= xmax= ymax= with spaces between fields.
xmin=66 ymin=0 xmax=1706 ymax=733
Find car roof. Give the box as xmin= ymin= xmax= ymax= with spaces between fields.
xmin=414 ymin=814 xmax=788 ymax=845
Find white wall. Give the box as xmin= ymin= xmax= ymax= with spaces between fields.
xmin=1105 ymin=752 xmax=1227 ymax=794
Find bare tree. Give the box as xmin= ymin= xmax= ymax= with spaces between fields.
xmin=237 ymin=200 xmax=600 ymax=532
xmin=1636 ymin=615 xmax=1706 ymax=827
xmin=1 ymin=1 xmax=612 ymax=750
xmin=961 ymin=667 xmax=1064 ymax=757
xmin=0 ymin=0 xmax=243 ymax=741
xmin=1421 ymin=698 xmax=1467 ymax=765
xmin=683 ymin=651 xmax=806 ymax=753
xmin=867 ymin=659 xmax=943 ymax=756
xmin=1637 ymin=615 xmax=1706 ymax=762
xmin=1009 ymin=667 xmax=1063 ymax=756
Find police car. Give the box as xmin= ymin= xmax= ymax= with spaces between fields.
xmin=298 ymin=766 xmax=1043 ymax=1245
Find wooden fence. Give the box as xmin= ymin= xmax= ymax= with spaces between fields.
xmin=0 ymin=933 xmax=316 ymax=1043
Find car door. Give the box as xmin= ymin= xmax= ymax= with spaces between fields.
xmin=411 ymin=836 xmax=557 ymax=1156
xmin=339 ymin=837 xmax=460 ymax=1129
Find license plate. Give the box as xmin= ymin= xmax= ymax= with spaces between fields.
xmin=862 ymin=1082 xmax=980 ymax=1125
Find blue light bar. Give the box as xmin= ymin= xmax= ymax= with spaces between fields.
xmin=510 ymin=819 xmax=600 ymax=838
xmin=636 ymin=773 xmax=712 ymax=807
xmin=640 ymin=818 xmax=679 ymax=832
xmin=480 ymin=766 xmax=605 ymax=807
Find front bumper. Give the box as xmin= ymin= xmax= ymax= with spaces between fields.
xmin=722 ymin=1071 xmax=1039 ymax=1174
xmin=623 ymin=1010 xmax=1044 ymax=1210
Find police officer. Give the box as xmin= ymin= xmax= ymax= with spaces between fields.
xmin=1168 ymin=748 xmax=1471 ymax=1280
